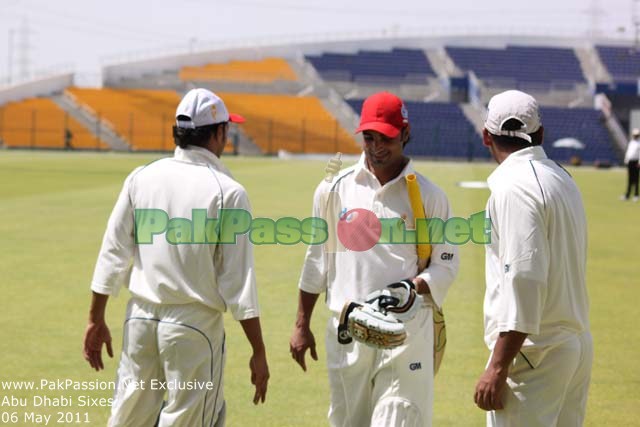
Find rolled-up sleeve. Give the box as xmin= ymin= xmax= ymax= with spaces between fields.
xmin=215 ymin=187 xmax=259 ymax=320
xmin=417 ymin=187 xmax=459 ymax=308
xmin=91 ymin=169 xmax=140 ymax=296
xmin=298 ymin=182 xmax=331 ymax=295
xmin=491 ymin=189 xmax=549 ymax=335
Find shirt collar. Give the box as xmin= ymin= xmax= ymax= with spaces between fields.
xmin=354 ymin=153 xmax=416 ymax=188
xmin=487 ymin=145 xmax=547 ymax=190
xmin=173 ymin=145 xmax=233 ymax=178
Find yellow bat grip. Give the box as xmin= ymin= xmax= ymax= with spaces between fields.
xmin=406 ymin=174 xmax=432 ymax=261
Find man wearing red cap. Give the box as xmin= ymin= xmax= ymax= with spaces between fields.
xmin=290 ymin=92 xmax=459 ymax=426
xmin=83 ymin=88 xmax=269 ymax=426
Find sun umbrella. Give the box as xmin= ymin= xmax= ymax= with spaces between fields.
xmin=552 ymin=138 xmax=585 ymax=150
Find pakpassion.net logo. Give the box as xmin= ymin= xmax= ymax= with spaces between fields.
xmin=134 ymin=208 xmax=491 ymax=251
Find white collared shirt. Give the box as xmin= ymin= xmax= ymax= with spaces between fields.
xmin=624 ymin=138 xmax=640 ymax=164
xmin=299 ymin=154 xmax=459 ymax=313
xmin=484 ymin=146 xmax=589 ymax=350
xmin=91 ymin=145 xmax=259 ymax=320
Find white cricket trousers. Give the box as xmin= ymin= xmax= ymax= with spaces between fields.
xmin=488 ymin=331 xmax=593 ymax=427
xmin=325 ymin=306 xmax=434 ymax=427
xmin=109 ymin=298 xmax=226 ymax=427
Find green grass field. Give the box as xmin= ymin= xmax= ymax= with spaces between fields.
xmin=1 ymin=150 xmax=639 ymax=426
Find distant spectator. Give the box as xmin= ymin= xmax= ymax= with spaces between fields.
xmin=230 ymin=125 xmax=240 ymax=156
xmin=64 ymin=128 xmax=73 ymax=150
xmin=621 ymin=128 xmax=640 ymax=202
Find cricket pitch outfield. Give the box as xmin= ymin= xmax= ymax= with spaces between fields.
xmin=0 ymin=150 xmax=638 ymax=426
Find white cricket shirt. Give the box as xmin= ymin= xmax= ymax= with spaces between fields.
xmin=624 ymin=139 xmax=640 ymax=163
xmin=484 ymin=146 xmax=590 ymax=350
xmin=91 ymin=146 xmax=259 ymax=320
xmin=299 ymin=154 xmax=459 ymax=313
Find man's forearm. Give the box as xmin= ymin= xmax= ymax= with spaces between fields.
xmin=489 ymin=330 xmax=528 ymax=372
xmin=295 ymin=290 xmax=319 ymax=328
xmin=88 ymin=292 xmax=110 ymax=323
xmin=239 ymin=317 xmax=266 ymax=354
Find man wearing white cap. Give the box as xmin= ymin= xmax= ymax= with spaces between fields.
xmin=474 ymin=90 xmax=592 ymax=426
xmin=622 ymin=128 xmax=640 ymax=202
xmin=83 ymin=88 xmax=269 ymax=426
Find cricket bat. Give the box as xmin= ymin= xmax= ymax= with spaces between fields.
xmin=405 ymin=173 xmax=446 ymax=375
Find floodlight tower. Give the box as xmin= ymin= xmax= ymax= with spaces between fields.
xmin=587 ymin=0 xmax=603 ymax=40
xmin=633 ymin=0 xmax=640 ymax=51
xmin=7 ymin=29 xmax=15 ymax=84
xmin=16 ymin=17 xmax=32 ymax=81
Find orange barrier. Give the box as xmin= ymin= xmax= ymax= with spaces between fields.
xmin=180 ymin=58 xmax=297 ymax=83
xmin=0 ymin=98 xmax=106 ymax=149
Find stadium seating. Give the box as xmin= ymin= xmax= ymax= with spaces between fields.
xmin=596 ymin=45 xmax=640 ymax=83
xmin=179 ymin=58 xmax=298 ymax=83
xmin=66 ymin=89 xmax=357 ymax=154
xmin=347 ymin=99 xmax=485 ymax=160
xmin=67 ymin=88 xmax=180 ymax=151
xmin=539 ymin=106 xmax=618 ymax=163
xmin=345 ymin=100 xmax=616 ymax=163
xmin=0 ymin=98 xmax=106 ymax=149
xmin=446 ymin=45 xmax=585 ymax=88
xmin=306 ymin=48 xmax=436 ymax=84
xmin=219 ymin=93 xmax=360 ymax=154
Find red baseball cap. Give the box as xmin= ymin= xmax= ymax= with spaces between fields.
xmin=355 ymin=92 xmax=409 ymax=138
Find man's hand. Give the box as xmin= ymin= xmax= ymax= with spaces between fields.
xmin=238 ymin=317 xmax=269 ymax=404
xmin=474 ymin=364 xmax=508 ymax=411
xmin=289 ymin=325 xmax=317 ymax=372
xmin=474 ymin=330 xmax=527 ymax=411
xmin=249 ymin=349 xmax=269 ymax=404
xmin=83 ymin=321 xmax=113 ymax=371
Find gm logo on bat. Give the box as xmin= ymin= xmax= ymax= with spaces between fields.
xmin=409 ymin=362 xmax=422 ymax=371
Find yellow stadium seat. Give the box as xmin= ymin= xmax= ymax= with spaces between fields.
xmin=218 ymin=93 xmax=360 ymax=154
xmin=63 ymin=88 xmax=359 ymax=154
xmin=67 ymin=88 xmax=180 ymax=151
xmin=0 ymin=98 xmax=106 ymax=150
xmin=180 ymin=58 xmax=297 ymax=83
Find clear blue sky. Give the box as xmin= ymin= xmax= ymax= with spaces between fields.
xmin=0 ymin=0 xmax=636 ymax=82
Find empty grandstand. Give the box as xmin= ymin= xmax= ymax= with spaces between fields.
xmin=220 ymin=93 xmax=360 ymax=154
xmin=0 ymin=97 xmax=106 ymax=150
xmin=306 ymin=48 xmax=436 ymax=84
xmin=596 ymin=45 xmax=640 ymax=83
xmin=0 ymin=36 xmax=632 ymax=165
xmin=179 ymin=58 xmax=298 ymax=83
xmin=540 ymin=107 xmax=617 ymax=163
xmin=446 ymin=45 xmax=586 ymax=90
xmin=66 ymin=88 xmax=180 ymax=151
xmin=347 ymin=99 xmax=486 ymax=160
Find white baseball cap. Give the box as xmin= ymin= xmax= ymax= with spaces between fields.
xmin=484 ymin=90 xmax=541 ymax=143
xmin=175 ymin=88 xmax=245 ymax=129
xmin=633 ymin=128 xmax=640 ymax=137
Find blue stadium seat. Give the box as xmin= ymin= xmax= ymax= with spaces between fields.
xmin=306 ymin=48 xmax=436 ymax=84
xmin=446 ymin=45 xmax=586 ymax=88
xmin=596 ymin=45 xmax=640 ymax=83
xmin=539 ymin=107 xmax=618 ymax=164
xmin=347 ymin=101 xmax=617 ymax=163
xmin=347 ymin=100 xmax=487 ymax=160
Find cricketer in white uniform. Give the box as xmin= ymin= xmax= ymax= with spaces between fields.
xmin=290 ymin=92 xmax=459 ymax=427
xmin=622 ymin=128 xmax=640 ymax=201
xmin=83 ymin=89 xmax=269 ymax=427
xmin=474 ymin=90 xmax=592 ymax=427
